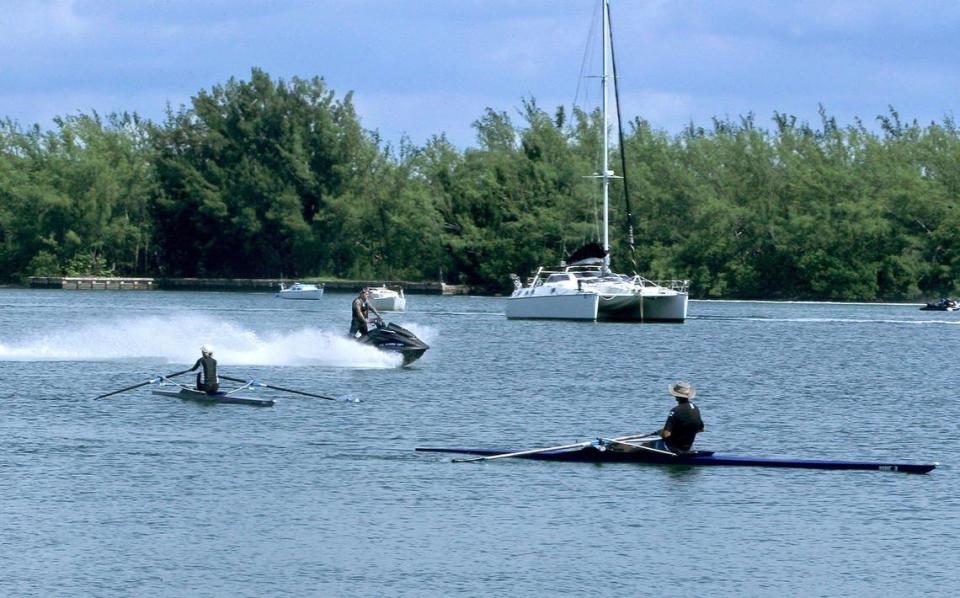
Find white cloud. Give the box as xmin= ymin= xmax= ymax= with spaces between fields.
xmin=0 ymin=0 xmax=91 ymax=48
xmin=1 ymin=0 xmax=959 ymax=146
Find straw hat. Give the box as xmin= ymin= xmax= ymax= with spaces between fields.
xmin=669 ymin=381 xmax=696 ymax=400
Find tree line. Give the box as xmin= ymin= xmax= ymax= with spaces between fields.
xmin=1 ymin=68 xmax=957 ymax=300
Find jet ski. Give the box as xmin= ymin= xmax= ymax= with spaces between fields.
xmin=357 ymin=320 xmax=429 ymax=365
xmin=920 ymin=298 xmax=959 ymax=311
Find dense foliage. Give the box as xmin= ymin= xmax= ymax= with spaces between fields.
xmin=1 ymin=70 xmax=958 ymax=299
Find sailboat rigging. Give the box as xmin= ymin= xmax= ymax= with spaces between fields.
xmin=607 ymin=1 xmax=637 ymax=267
xmin=505 ymin=0 xmax=689 ymax=322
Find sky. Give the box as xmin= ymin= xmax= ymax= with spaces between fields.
xmin=2 ymin=0 xmax=959 ymax=148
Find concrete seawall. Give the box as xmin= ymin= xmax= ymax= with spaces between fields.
xmin=30 ymin=277 xmax=155 ymax=290
xmin=28 ymin=277 xmax=473 ymax=295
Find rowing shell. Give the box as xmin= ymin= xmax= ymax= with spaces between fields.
xmin=152 ymin=388 xmax=275 ymax=407
xmin=415 ymin=445 xmax=937 ymax=474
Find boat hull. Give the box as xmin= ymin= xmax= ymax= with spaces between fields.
xmin=152 ymin=389 xmax=275 ymax=407
xmin=276 ymin=283 xmax=324 ymax=300
xmin=367 ymin=287 xmax=406 ymax=311
xmin=397 ymin=348 xmax=427 ymax=366
xmin=369 ymin=296 xmax=406 ymax=311
xmin=505 ymin=291 xmax=599 ymax=320
xmin=277 ymin=293 xmax=323 ymax=300
xmin=596 ymin=291 xmax=688 ymax=322
xmin=277 ymin=290 xmax=323 ymax=300
xmin=415 ymin=445 xmax=936 ymax=474
xmin=357 ymin=322 xmax=429 ymax=366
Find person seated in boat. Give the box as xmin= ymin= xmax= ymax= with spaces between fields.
xmin=350 ymin=288 xmax=382 ymax=337
xmin=190 ymin=345 xmax=219 ymax=395
xmin=648 ymin=381 xmax=704 ymax=453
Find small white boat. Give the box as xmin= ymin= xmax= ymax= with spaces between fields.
xmin=505 ymin=271 xmax=599 ymax=320
xmin=276 ymin=282 xmax=324 ymax=300
xmin=368 ymin=286 xmax=406 ymax=311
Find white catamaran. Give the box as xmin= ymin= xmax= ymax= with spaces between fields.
xmin=505 ymin=0 xmax=689 ymax=322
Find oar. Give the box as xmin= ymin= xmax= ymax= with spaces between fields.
xmin=612 ymin=433 xmax=661 ymax=443
xmin=451 ymin=441 xmax=595 ymax=463
xmin=452 ymin=433 xmax=658 ymax=464
xmin=95 ymin=368 xmax=191 ymax=399
xmin=219 ymin=375 xmax=338 ymax=401
xmin=598 ymin=438 xmax=677 ymax=457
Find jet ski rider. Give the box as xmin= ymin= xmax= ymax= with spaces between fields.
xmin=190 ymin=345 xmax=219 ymax=395
xmin=350 ymin=288 xmax=382 ymax=337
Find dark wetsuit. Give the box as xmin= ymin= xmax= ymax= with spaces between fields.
xmin=191 ymin=356 xmax=219 ymax=394
xmin=350 ymin=297 xmax=370 ymax=336
xmin=662 ymin=401 xmax=704 ymax=452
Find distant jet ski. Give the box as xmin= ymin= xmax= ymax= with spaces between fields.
xmin=357 ymin=320 xmax=429 ymax=366
xmin=920 ymin=298 xmax=959 ymax=311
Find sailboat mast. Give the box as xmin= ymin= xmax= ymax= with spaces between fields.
xmin=601 ymin=0 xmax=610 ymax=271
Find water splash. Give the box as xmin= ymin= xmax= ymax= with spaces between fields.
xmin=0 ymin=313 xmax=402 ymax=368
xmin=400 ymin=323 xmax=437 ymax=345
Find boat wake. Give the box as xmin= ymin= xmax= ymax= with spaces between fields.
xmin=0 ymin=314 xmax=402 ymax=368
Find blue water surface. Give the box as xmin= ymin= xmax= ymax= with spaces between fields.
xmin=0 ymin=290 xmax=956 ymax=597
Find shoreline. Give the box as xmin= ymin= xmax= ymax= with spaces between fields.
xmin=25 ymin=276 xmax=472 ymax=295
xmin=11 ymin=277 xmax=940 ymax=306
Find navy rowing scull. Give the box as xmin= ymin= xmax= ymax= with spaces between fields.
xmin=416 ymin=444 xmax=937 ymax=474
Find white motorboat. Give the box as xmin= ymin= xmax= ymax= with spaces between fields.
xmin=506 ymin=0 xmax=688 ymax=322
xmin=276 ymin=281 xmax=324 ymax=300
xmin=367 ymin=286 xmax=406 ymax=311
xmin=505 ymin=271 xmax=600 ymax=320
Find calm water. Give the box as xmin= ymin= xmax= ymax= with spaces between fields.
xmin=0 ymin=289 xmax=956 ymax=597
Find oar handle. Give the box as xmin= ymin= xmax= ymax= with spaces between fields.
xmin=600 ymin=438 xmax=677 ymax=457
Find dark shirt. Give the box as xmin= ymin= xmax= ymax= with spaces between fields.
xmin=191 ymin=356 xmax=218 ymax=385
xmin=352 ymin=297 xmax=369 ymax=321
xmin=663 ymin=401 xmax=704 ymax=452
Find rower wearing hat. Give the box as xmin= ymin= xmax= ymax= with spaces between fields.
xmin=190 ymin=345 xmax=219 ymax=395
xmin=650 ymin=381 xmax=704 ymax=453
